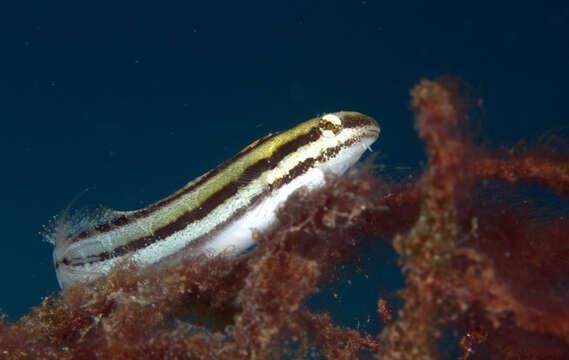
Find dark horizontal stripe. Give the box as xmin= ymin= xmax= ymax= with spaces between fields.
xmin=70 ymin=114 xmax=374 ymax=242
xmin=139 ymin=132 xmax=282 ymax=215
xmin=63 ymin=132 xmax=359 ymax=267
xmin=103 ymin=191 xmax=269 ymax=263
xmin=63 ymin=126 xmax=323 ymax=264
xmin=70 ymin=130 xmax=285 ymax=242
xmin=342 ymin=113 xmax=375 ymax=130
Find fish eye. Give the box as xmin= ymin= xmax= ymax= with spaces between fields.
xmin=319 ymin=114 xmax=343 ymax=137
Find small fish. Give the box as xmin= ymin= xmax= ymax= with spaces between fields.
xmin=44 ymin=112 xmax=380 ymax=289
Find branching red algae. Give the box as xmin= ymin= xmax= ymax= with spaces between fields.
xmin=379 ymin=79 xmax=467 ymax=359
xmin=2 ymin=78 xmax=569 ymax=359
xmin=380 ymin=79 xmax=569 ymax=359
xmin=472 ymin=155 xmax=569 ymax=196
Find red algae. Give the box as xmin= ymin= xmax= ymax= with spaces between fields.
xmin=2 ymin=78 xmax=569 ymax=359
xmin=472 ymin=155 xmax=569 ymax=196
xmin=376 ymin=299 xmax=392 ymax=324
xmin=381 ymin=79 xmax=569 ymax=359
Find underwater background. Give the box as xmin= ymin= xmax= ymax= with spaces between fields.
xmin=0 ymin=0 xmax=568 ymax=331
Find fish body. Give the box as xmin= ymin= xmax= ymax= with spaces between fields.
xmin=46 ymin=112 xmax=380 ymax=289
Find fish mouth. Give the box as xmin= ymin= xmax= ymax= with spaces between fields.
xmin=361 ymin=128 xmax=380 ymax=140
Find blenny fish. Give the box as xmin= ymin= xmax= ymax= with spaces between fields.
xmin=44 ymin=112 xmax=380 ymax=289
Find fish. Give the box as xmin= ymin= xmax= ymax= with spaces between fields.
xmin=44 ymin=112 xmax=380 ymax=289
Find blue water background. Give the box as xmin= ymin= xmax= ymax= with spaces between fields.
xmin=0 ymin=1 xmax=568 ymax=327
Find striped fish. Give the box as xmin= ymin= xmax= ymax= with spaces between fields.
xmin=45 ymin=112 xmax=380 ymax=289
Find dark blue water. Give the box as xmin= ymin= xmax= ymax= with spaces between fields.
xmin=1 ymin=1 xmax=567 ymax=322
